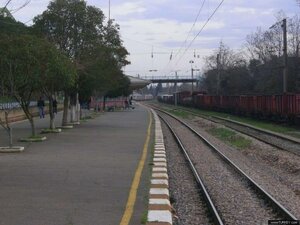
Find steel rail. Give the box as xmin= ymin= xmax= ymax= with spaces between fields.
xmin=160 ymin=105 xmax=300 ymax=156
xmin=153 ymin=106 xmax=298 ymax=221
xmin=178 ymin=106 xmax=300 ymax=144
xmin=158 ymin=113 xmax=224 ymax=225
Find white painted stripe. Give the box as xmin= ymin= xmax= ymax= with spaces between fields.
xmin=150 ymin=188 xmax=169 ymax=195
xmin=153 ymin=167 xmax=167 ymax=172
xmin=152 ymin=173 xmax=168 ymax=179
xmin=151 ymin=179 xmax=169 ymax=185
xmin=153 ymin=162 xmax=167 ymax=167
xmin=154 ymin=151 xmax=166 ymax=154
xmin=149 ymin=198 xmax=170 ymax=205
xmin=153 ymin=158 xmax=167 ymax=162
xmin=148 ymin=210 xmax=172 ymax=223
xmin=154 ymin=154 xmax=166 ymax=158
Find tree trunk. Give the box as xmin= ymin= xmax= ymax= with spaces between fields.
xmin=62 ymin=91 xmax=69 ymax=126
xmin=70 ymin=105 xmax=75 ymax=122
xmin=29 ymin=117 xmax=35 ymax=137
xmin=48 ymin=96 xmax=55 ymax=129
xmin=69 ymin=93 xmax=76 ymax=123
xmin=8 ymin=127 xmax=12 ymax=148
xmin=103 ymin=96 xmax=106 ymax=111
xmin=4 ymin=111 xmax=13 ymax=147
xmin=22 ymin=106 xmax=35 ymax=137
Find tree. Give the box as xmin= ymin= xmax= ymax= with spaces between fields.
xmin=0 ymin=34 xmax=75 ymax=136
xmin=33 ymin=0 xmax=130 ymax=122
xmin=0 ymin=35 xmax=41 ymax=137
xmin=0 ymin=15 xmax=29 ymax=35
xmin=245 ymin=13 xmax=300 ymax=93
xmin=78 ymin=44 xmax=130 ymax=110
xmin=33 ymin=0 xmax=105 ymax=125
xmin=0 ymin=16 xmax=30 ymax=145
xmin=38 ymin=41 xmax=76 ymax=130
xmin=202 ymin=42 xmax=251 ymax=95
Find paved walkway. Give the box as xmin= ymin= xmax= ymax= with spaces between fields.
xmin=0 ymin=105 xmax=151 ymax=225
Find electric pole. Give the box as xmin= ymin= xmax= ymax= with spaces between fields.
xmin=189 ymin=60 xmax=194 ymax=95
xmin=282 ymin=18 xmax=288 ymax=93
xmin=108 ymin=0 xmax=111 ymax=20
xmin=217 ymin=53 xmax=220 ymax=95
xmin=174 ymin=71 xmax=179 ymax=106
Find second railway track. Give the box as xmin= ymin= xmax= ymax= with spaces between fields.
xmin=152 ymin=103 xmax=300 ymax=156
xmin=154 ymin=107 xmax=298 ymax=224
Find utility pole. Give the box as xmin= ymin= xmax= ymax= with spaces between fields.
xmin=108 ymin=0 xmax=111 ymax=21
xmin=175 ymin=71 xmax=178 ymax=106
xmin=189 ymin=60 xmax=194 ymax=95
xmin=282 ymin=18 xmax=288 ymax=93
xmin=217 ymin=53 xmax=220 ymax=95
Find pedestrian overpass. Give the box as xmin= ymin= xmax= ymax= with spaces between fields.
xmin=126 ymin=75 xmax=198 ymax=91
xmin=139 ymin=76 xmax=197 ymax=83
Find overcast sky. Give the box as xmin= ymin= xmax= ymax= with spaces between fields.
xmin=2 ymin=0 xmax=299 ymax=77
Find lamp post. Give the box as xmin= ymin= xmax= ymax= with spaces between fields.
xmin=269 ymin=19 xmax=288 ymax=93
xmin=189 ymin=60 xmax=194 ymax=95
xmin=108 ymin=0 xmax=111 ymax=20
xmin=173 ymin=70 xmax=180 ymax=107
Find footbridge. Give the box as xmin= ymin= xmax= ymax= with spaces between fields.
xmin=140 ymin=76 xmax=197 ymax=83
xmin=126 ymin=75 xmax=198 ymax=91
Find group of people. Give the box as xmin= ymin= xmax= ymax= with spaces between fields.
xmin=37 ymin=97 xmax=58 ymax=119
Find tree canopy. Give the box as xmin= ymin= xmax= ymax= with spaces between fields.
xmin=0 ymin=34 xmax=76 ymax=135
xmin=33 ymin=0 xmax=131 ymax=111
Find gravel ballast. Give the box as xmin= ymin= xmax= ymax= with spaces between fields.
xmin=161 ymin=121 xmax=213 ymax=225
xmin=159 ymin=112 xmax=285 ymax=225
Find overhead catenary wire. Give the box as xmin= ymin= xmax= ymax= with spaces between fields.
xmin=162 ymin=0 xmax=207 ymax=73
xmin=2 ymin=0 xmax=12 ymax=9
xmin=173 ymin=0 xmax=207 ymax=60
xmin=10 ymin=0 xmax=31 ymax=14
xmin=174 ymin=0 xmax=225 ymax=70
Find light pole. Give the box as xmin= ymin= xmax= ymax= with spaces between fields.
xmin=173 ymin=70 xmax=180 ymax=106
xmin=282 ymin=18 xmax=288 ymax=93
xmin=270 ymin=19 xmax=288 ymax=93
xmin=217 ymin=53 xmax=220 ymax=95
xmin=108 ymin=0 xmax=111 ymax=20
xmin=189 ymin=60 xmax=194 ymax=95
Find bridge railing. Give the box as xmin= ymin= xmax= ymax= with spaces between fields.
xmin=140 ymin=76 xmax=195 ymax=80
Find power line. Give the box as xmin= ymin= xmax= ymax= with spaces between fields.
xmin=174 ymin=0 xmax=225 ymax=70
xmin=2 ymin=0 xmax=12 ymax=9
xmin=10 ymin=0 xmax=31 ymax=14
xmin=173 ymin=0 xmax=206 ymax=59
xmin=162 ymin=0 xmax=206 ymax=73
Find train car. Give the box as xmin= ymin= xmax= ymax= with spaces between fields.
xmin=158 ymin=94 xmax=174 ymax=104
xmin=160 ymin=92 xmax=300 ymax=124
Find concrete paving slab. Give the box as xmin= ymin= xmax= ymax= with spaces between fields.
xmin=0 ymin=105 xmax=150 ymax=225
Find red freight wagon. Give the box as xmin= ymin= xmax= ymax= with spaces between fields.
xmin=160 ymin=92 xmax=300 ymax=123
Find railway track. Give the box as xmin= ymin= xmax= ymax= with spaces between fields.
xmin=157 ymin=104 xmax=300 ymax=156
xmin=153 ymin=106 xmax=298 ymax=224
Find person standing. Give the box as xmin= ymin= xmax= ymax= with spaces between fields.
xmin=37 ymin=97 xmax=45 ymax=118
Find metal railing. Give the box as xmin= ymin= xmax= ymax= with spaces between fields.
xmin=140 ymin=76 xmax=196 ymax=80
xmin=0 ymin=101 xmax=37 ymax=110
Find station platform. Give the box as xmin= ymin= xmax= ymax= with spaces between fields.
xmin=0 ymin=104 xmax=151 ymax=225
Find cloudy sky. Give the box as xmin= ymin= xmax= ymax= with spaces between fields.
xmin=2 ymin=0 xmax=299 ymax=77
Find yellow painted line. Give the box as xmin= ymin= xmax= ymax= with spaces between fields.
xmin=120 ymin=110 xmax=152 ymax=225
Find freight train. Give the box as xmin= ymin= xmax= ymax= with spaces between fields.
xmin=158 ymin=91 xmax=300 ymax=123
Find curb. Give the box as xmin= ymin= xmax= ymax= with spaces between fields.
xmin=147 ymin=110 xmax=172 ymax=225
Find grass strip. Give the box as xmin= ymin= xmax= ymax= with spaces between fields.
xmin=166 ymin=108 xmax=192 ymax=119
xmin=208 ymin=127 xmax=251 ymax=149
xmin=161 ymin=103 xmax=299 ymax=135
